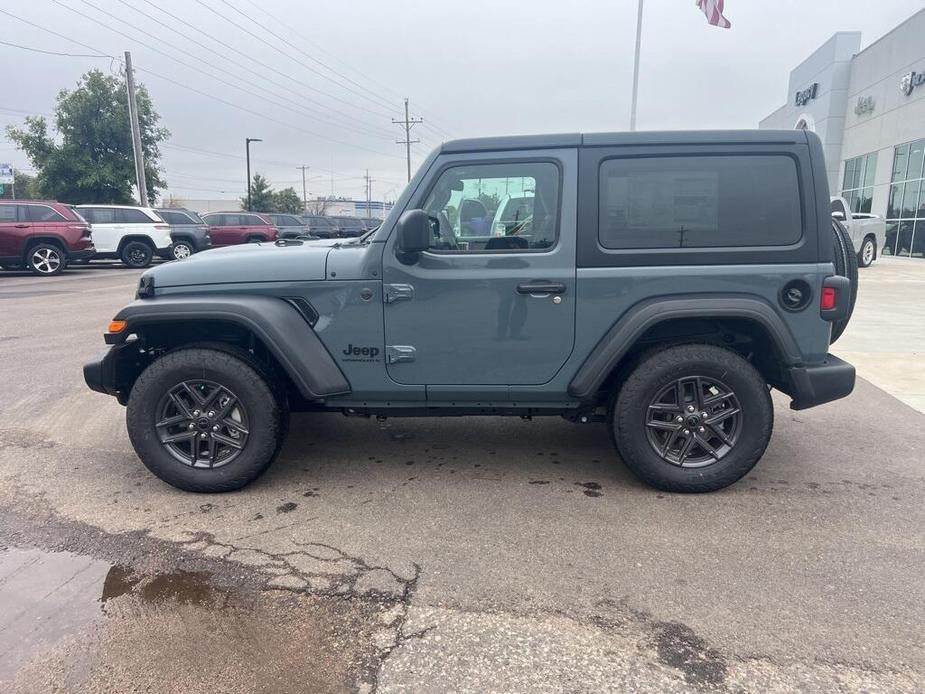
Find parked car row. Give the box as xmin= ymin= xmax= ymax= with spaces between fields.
xmin=0 ymin=198 xmax=383 ymax=276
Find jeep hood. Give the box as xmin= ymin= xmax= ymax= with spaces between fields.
xmin=144 ymin=242 xmax=331 ymax=287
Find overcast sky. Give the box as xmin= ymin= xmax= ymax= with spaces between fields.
xmin=1 ymin=0 xmax=923 ymax=203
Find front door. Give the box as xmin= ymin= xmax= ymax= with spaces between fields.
xmin=382 ymin=153 xmax=577 ymax=387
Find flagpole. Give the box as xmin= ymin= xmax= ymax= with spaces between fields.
xmin=629 ymin=0 xmax=644 ymax=131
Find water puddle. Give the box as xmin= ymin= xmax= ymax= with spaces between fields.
xmin=0 ymin=545 xmax=223 ymax=685
xmin=0 ymin=546 xmax=111 ymax=683
xmin=0 ymin=543 xmax=384 ymax=691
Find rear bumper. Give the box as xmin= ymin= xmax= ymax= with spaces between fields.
xmin=69 ymin=248 xmax=96 ymax=261
xmin=787 ymin=354 xmax=855 ymax=410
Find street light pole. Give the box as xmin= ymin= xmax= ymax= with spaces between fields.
xmin=245 ymin=137 xmax=262 ymax=209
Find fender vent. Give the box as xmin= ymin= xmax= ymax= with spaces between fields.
xmin=283 ymin=297 xmax=319 ymax=326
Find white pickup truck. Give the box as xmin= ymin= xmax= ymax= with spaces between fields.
xmin=831 ymin=196 xmax=886 ymax=268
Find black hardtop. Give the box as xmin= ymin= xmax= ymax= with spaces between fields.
xmin=441 ymin=129 xmax=810 ymax=154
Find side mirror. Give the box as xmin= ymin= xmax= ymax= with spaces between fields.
xmin=831 ymin=211 xmax=846 ymax=220
xmin=396 ymin=209 xmax=431 ymax=254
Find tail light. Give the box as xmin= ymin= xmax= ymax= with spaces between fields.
xmin=69 ymin=224 xmax=92 ymax=238
xmin=820 ymin=275 xmax=850 ymax=322
xmin=154 ymin=224 xmax=171 ymax=230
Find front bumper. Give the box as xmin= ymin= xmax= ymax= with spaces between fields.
xmin=787 ymin=354 xmax=855 ymax=410
xmin=84 ymin=341 xmax=147 ymax=405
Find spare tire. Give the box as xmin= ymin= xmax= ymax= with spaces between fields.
xmin=830 ymin=219 xmax=858 ymax=344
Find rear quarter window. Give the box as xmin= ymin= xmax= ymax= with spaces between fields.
xmin=598 ymin=154 xmax=803 ymax=249
xmin=243 ymin=214 xmax=269 ymax=225
xmin=25 ymin=205 xmax=66 ymax=222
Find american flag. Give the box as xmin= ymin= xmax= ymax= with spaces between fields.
xmin=696 ymin=0 xmax=732 ymax=29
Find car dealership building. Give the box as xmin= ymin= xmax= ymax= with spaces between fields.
xmin=760 ymin=8 xmax=925 ymax=257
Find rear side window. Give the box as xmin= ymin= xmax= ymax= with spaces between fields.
xmin=158 ymin=210 xmax=193 ymax=225
xmin=243 ymin=214 xmax=268 ymax=225
xmin=25 ymin=205 xmax=66 ymax=222
xmin=120 ymin=208 xmax=153 ymax=224
xmin=598 ymin=155 xmax=802 ymax=249
xmin=83 ymin=207 xmax=115 ymax=224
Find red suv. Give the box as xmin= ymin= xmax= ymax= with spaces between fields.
xmin=199 ymin=211 xmax=279 ymax=247
xmin=0 ymin=200 xmax=94 ymax=276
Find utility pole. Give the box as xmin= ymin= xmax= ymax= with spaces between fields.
xmin=363 ymin=169 xmax=374 ymax=219
xmin=392 ymin=98 xmax=422 ymax=182
xmin=629 ymin=0 xmax=644 ymax=131
xmin=297 ymin=165 xmax=309 ymax=212
xmin=124 ymin=51 xmax=148 ymax=206
xmin=245 ymin=137 xmax=261 ymax=209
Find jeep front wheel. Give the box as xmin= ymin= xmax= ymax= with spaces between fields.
xmin=612 ymin=344 xmax=773 ymax=493
xmin=127 ymin=348 xmax=286 ymax=492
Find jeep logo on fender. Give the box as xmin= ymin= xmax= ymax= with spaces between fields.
xmin=341 ymin=344 xmax=380 ymax=362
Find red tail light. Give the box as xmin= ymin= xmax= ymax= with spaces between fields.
xmin=820 ymin=286 xmax=836 ymax=310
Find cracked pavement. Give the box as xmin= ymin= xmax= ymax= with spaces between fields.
xmin=0 ymin=265 xmax=924 ymax=692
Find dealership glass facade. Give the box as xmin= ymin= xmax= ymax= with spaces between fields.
xmin=840 ymin=152 xmax=877 ymax=213
xmin=884 ymin=139 xmax=925 ymax=257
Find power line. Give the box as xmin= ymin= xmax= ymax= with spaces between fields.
xmin=0 ymin=39 xmax=112 ymax=59
xmin=42 ymin=1 xmax=402 ymax=159
xmin=0 ymin=8 xmax=114 ymax=59
xmin=216 ymin=0 xmax=398 ymax=115
xmin=128 ymin=0 xmax=395 ymax=139
xmin=61 ymin=0 xmax=394 ymax=141
xmin=193 ymin=0 xmax=394 ymax=120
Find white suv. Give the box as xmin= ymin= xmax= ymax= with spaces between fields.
xmin=76 ymin=205 xmax=172 ymax=268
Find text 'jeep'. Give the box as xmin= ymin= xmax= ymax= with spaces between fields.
xmin=85 ymin=130 xmax=856 ymax=493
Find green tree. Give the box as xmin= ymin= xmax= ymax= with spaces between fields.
xmin=272 ymin=187 xmax=303 ymax=214
xmin=6 ymin=69 xmax=168 ymax=204
xmin=3 ymin=170 xmax=38 ymax=200
xmin=243 ymin=173 xmax=274 ymax=211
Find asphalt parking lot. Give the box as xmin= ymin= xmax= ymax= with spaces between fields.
xmin=1 ymin=261 xmax=924 ymax=693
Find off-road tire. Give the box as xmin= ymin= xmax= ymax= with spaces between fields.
xmin=857 ymin=236 xmax=876 ymax=268
xmin=830 ymin=220 xmax=858 ymax=343
xmin=121 ymin=240 xmax=154 ymax=268
xmin=612 ymin=344 xmax=773 ymax=493
xmin=127 ymin=348 xmax=286 ymax=492
xmin=27 ymin=242 xmax=67 ymax=276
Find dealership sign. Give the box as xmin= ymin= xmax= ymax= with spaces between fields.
xmin=900 ymin=70 xmax=925 ymax=96
xmin=794 ymin=83 xmax=818 ymax=107
xmin=0 ymin=163 xmax=12 ymax=185
xmin=854 ymin=95 xmax=876 ymax=116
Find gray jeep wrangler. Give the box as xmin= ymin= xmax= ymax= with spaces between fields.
xmin=85 ymin=130 xmax=856 ymax=494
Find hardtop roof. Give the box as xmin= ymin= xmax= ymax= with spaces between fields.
xmin=440 ymin=129 xmax=809 ymax=153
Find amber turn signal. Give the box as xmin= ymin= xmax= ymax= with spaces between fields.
xmin=107 ymin=319 xmax=128 ymax=334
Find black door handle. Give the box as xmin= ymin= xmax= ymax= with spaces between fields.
xmin=516 ymin=282 xmax=566 ymax=295
xmin=14 ymin=224 xmax=29 ymax=229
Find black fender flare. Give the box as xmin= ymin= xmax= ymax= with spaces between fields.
xmin=567 ymin=295 xmax=802 ymax=400
xmin=107 ymin=294 xmax=350 ymax=400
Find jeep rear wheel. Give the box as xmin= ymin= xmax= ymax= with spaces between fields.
xmin=127 ymin=348 xmax=286 ymax=492
xmin=612 ymin=344 xmax=773 ymax=493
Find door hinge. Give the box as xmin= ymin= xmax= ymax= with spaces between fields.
xmin=385 ymin=345 xmax=416 ymax=364
xmin=383 ymin=283 xmax=414 ymax=304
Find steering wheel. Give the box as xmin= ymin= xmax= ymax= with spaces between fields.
xmin=433 ymin=211 xmax=458 ymax=250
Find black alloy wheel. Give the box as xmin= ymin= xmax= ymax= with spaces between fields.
xmin=155 ymin=380 xmax=249 ymax=469
xmin=645 ymin=375 xmax=741 ymax=468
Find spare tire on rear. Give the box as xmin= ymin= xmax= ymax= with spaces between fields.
xmin=829 ymin=219 xmax=858 ymax=344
